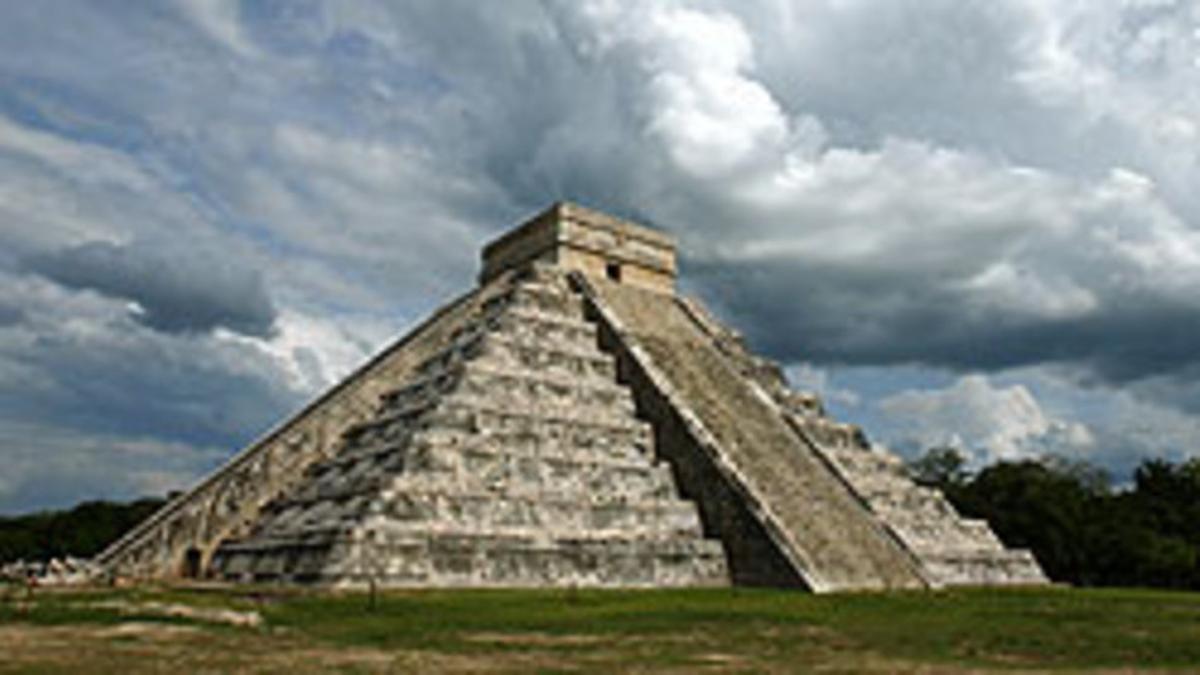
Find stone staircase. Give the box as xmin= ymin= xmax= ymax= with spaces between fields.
xmin=577 ymin=276 xmax=930 ymax=591
xmin=210 ymin=265 xmax=728 ymax=587
xmin=672 ymin=296 xmax=1046 ymax=587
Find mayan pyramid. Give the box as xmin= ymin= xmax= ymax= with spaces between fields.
xmin=94 ymin=202 xmax=1046 ymax=591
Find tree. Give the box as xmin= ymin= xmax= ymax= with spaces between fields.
xmin=936 ymin=453 xmax=1200 ymax=590
xmin=907 ymin=446 xmax=969 ymax=492
xmin=0 ymin=497 xmax=165 ymax=563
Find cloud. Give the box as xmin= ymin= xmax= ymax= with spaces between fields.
xmin=0 ymin=267 xmax=305 ymax=448
xmin=878 ymin=374 xmax=1095 ymax=464
xmin=176 ymin=0 xmax=260 ymax=58
xmin=0 ymin=301 xmax=23 ymax=328
xmin=785 ymin=363 xmax=861 ymax=409
xmin=325 ymin=0 xmax=1197 ymax=392
xmin=534 ymin=2 xmax=1200 ymax=388
xmin=25 ymin=240 xmax=278 ymax=337
xmin=0 ymin=0 xmax=1198 ymax=508
xmin=0 ymin=422 xmax=228 ymax=513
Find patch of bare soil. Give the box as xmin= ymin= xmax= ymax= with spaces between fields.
xmin=94 ymin=622 xmax=202 ymax=639
xmin=0 ymin=623 xmax=398 ymax=674
xmin=464 ymin=631 xmax=608 ymax=646
xmin=0 ymin=621 xmax=1188 ymax=673
xmin=88 ymin=599 xmax=262 ymax=627
xmin=0 ymin=623 xmax=604 ymax=674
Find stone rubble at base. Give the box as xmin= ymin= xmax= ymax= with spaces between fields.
xmin=2 ymin=556 xmax=100 ymax=586
xmin=91 ymin=202 xmax=1048 ymax=591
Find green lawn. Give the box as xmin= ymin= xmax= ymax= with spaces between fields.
xmin=3 ymin=583 xmax=1199 ymax=672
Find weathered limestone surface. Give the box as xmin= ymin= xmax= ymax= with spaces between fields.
xmin=787 ymin=413 xmax=1046 ymax=586
xmin=97 ymin=201 xmax=1046 ymax=591
xmin=94 ymin=277 xmax=514 ymax=579
xmin=669 ymin=296 xmax=1047 ymax=587
xmin=480 ymin=202 xmax=676 ymax=294
xmin=209 ymin=265 xmax=728 ymax=587
xmin=576 ymin=275 xmax=929 ymax=592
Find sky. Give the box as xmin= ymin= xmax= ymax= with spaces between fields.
xmin=0 ymin=0 xmax=1198 ymax=513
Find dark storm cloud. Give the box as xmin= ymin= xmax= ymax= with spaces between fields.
xmin=0 ymin=331 xmax=294 ymax=448
xmin=25 ymin=241 xmax=278 ymax=337
xmin=0 ymin=0 xmax=1197 ymax=508
xmin=695 ymin=257 xmax=1200 ymax=387
xmin=0 ymin=302 xmax=24 ymax=328
xmin=359 ymin=1 xmax=1198 ymax=395
xmin=0 ymin=268 xmax=304 ymax=513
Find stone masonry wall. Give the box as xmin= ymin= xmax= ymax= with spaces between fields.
xmin=210 ymin=264 xmax=727 ymax=588
xmin=94 ymin=276 xmax=516 ymax=579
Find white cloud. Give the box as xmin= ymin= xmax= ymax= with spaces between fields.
xmin=785 ymin=363 xmax=861 ymax=408
xmin=177 ymin=0 xmax=260 ymax=58
xmin=1 ymin=0 xmax=1200 ymax=508
xmin=569 ymin=1 xmax=797 ymax=178
xmin=879 ymin=374 xmax=1094 ymax=464
xmin=219 ymin=308 xmax=394 ymax=395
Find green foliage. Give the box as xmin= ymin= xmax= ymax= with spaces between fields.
xmin=911 ymin=449 xmax=1200 ymax=590
xmin=0 ymin=497 xmax=165 ymax=563
xmin=907 ymin=445 xmax=968 ymax=491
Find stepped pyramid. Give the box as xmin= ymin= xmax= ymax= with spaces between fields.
xmin=95 ymin=202 xmax=1046 ymax=591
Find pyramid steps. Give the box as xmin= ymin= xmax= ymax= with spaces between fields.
xmin=98 ymin=201 xmax=1045 ymax=591
xmin=93 ymin=272 xmax=521 ymax=579
xmin=209 ymin=265 xmax=728 ymax=588
xmin=264 ymin=494 xmax=704 ymax=539
xmin=788 ymin=415 xmax=1047 ymax=586
xmin=218 ymin=535 xmax=724 ymax=588
xmin=577 ymin=275 xmax=930 ymax=591
xmin=657 ymin=283 xmax=1047 ymax=587
xmin=270 ymin=448 xmax=679 ymax=511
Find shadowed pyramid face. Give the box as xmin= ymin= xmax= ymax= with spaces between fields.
xmin=479 ymin=202 xmax=677 ymax=295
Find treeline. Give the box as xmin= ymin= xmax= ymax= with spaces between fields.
xmin=911 ymin=448 xmax=1200 ymax=589
xmin=4 ymin=453 xmax=1200 ymax=591
xmin=0 ymin=497 xmax=165 ymax=563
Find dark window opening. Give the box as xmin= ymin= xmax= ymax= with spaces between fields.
xmin=606 ymin=262 xmax=622 ymax=282
xmin=182 ymin=547 xmax=202 ymax=579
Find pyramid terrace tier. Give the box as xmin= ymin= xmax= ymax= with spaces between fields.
xmin=215 ymin=533 xmax=727 ymax=588
xmin=870 ymin=505 xmax=1006 ymax=553
xmin=343 ymin=397 xmax=653 ymax=447
xmin=483 ymin=277 xmax=586 ymax=319
xmin=789 ymin=415 xmax=1049 ymax=586
xmin=380 ymin=363 xmax=633 ymax=417
xmin=479 ymin=305 xmax=600 ymax=347
xmin=264 ymin=446 xmax=682 ymax=511
xmin=409 ymin=329 xmax=620 ymax=385
xmin=917 ymin=549 xmax=1049 ymax=586
xmin=231 ymin=489 xmax=708 ymax=545
xmin=444 ymin=303 xmax=602 ymax=355
xmin=317 ymin=423 xmax=656 ymax=474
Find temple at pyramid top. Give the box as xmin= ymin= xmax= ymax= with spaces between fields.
xmin=480 ymin=201 xmax=677 ymax=293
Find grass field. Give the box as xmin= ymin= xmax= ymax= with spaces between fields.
xmin=2 ymin=583 xmax=1199 ymax=673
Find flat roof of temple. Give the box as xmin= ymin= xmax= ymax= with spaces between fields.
xmin=481 ymin=202 xmax=675 ymax=258
xmin=479 ymin=202 xmax=678 ymax=290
